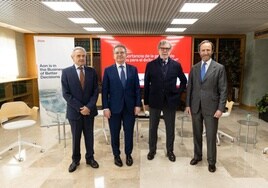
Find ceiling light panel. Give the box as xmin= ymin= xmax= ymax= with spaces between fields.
xmin=42 ymin=2 xmax=84 ymax=11
xmin=69 ymin=18 xmax=97 ymax=24
xmin=180 ymin=3 xmax=218 ymax=12
xmin=166 ymin=28 xmax=186 ymax=32
xmin=83 ymin=27 xmax=106 ymax=32
xmin=171 ymin=19 xmax=198 ymax=24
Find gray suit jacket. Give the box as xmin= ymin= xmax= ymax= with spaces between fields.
xmin=186 ymin=60 xmax=227 ymax=115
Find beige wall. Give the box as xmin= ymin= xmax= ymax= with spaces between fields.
xmin=0 ymin=26 xmax=27 ymax=77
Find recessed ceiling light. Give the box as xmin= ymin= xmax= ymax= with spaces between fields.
xmin=171 ymin=19 xmax=198 ymax=24
xmin=83 ymin=27 xmax=106 ymax=32
xmin=42 ymin=2 xmax=84 ymax=11
xmin=180 ymin=3 xmax=218 ymax=12
xmin=166 ymin=28 xmax=186 ymax=32
xmin=69 ymin=18 xmax=97 ymax=24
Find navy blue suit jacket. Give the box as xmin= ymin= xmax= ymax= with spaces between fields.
xmin=102 ymin=64 xmax=142 ymax=114
xmin=144 ymin=56 xmax=187 ymax=110
xmin=61 ymin=65 xmax=98 ymax=120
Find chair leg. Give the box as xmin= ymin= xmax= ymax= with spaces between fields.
xmin=136 ymin=118 xmax=139 ymax=143
xmin=0 ymin=130 xmax=44 ymax=161
xmin=102 ymin=116 xmax=109 ymax=145
xmin=218 ymin=130 xmax=235 ymax=143
xmin=0 ymin=142 xmax=20 ymax=157
xmin=216 ymin=132 xmax=221 ymax=146
xmin=263 ymin=147 xmax=268 ymax=154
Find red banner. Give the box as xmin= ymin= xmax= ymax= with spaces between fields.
xmin=100 ymin=36 xmax=192 ymax=86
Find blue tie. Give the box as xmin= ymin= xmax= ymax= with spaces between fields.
xmin=120 ymin=65 xmax=126 ymax=87
xmin=201 ymin=62 xmax=207 ymax=81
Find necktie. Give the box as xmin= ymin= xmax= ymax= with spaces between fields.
xmin=120 ymin=65 xmax=126 ymax=87
xmin=78 ymin=66 xmax=85 ymax=89
xmin=201 ymin=62 xmax=207 ymax=81
xmin=162 ymin=60 xmax=168 ymax=77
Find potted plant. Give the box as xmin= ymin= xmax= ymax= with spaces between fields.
xmin=256 ymin=93 xmax=268 ymax=122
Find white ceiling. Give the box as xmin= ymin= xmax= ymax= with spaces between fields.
xmin=0 ymin=0 xmax=268 ymax=34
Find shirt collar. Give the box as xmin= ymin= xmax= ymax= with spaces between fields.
xmin=116 ymin=62 xmax=126 ymax=68
xmin=75 ymin=64 xmax=84 ymax=69
xmin=202 ymin=58 xmax=212 ymax=67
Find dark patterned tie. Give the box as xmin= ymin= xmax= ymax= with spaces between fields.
xmin=78 ymin=66 xmax=85 ymax=89
xmin=120 ymin=65 xmax=126 ymax=87
xmin=162 ymin=60 xmax=168 ymax=77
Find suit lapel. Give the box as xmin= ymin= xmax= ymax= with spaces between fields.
xmin=72 ymin=65 xmax=81 ymax=84
xmin=203 ymin=60 xmax=216 ymax=82
xmin=112 ymin=64 xmax=123 ymax=87
xmin=125 ymin=64 xmax=131 ymax=86
xmin=84 ymin=66 xmax=90 ymax=90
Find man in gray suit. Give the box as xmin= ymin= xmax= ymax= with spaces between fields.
xmin=185 ymin=40 xmax=227 ymax=173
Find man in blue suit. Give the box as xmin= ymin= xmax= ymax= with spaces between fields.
xmin=144 ymin=40 xmax=187 ymax=162
xmin=61 ymin=47 xmax=99 ymax=173
xmin=102 ymin=44 xmax=142 ymax=167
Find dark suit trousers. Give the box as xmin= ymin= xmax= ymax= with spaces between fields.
xmin=69 ymin=117 xmax=94 ymax=163
xmin=191 ymin=110 xmax=218 ymax=165
xmin=149 ymin=106 xmax=176 ymax=153
xmin=108 ymin=106 xmax=135 ymax=156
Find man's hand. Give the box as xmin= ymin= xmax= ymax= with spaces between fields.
xmin=104 ymin=109 xmax=111 ymax=119
xmin=134 ymin=107 xmax=141 ymax=115
xmin=80 ymin=106 xmax=90 ymax=115
xmin=185 ymin=107 xmax=191 ymax=115
xmin=214 ymin=110 xmax=223 ymax=119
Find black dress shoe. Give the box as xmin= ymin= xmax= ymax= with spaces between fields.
xmin=190 ymin=158 xmax=202 ymax=165
xmin=114 ymin=156 xmax=123 ymax=167
xmin=147 ymin=151 xmax=156 ymax=160
xmin=167 ymin=151 xmax=176 ymax=162
xmin=208 ymin=164 xmax=216 ymax=173
xmin=68 ymin=162 xmax=80 ymax=173
xmin=86 ymin=159 xmax=99 ymax=168
xmin=126 ymin=155 xmax=133 ymax=166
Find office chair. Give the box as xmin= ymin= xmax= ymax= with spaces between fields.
xmin=135 ymin=99 xmax=164 ymax=142
xmin=263 ymin=147 xmax=268 ymax=154
xmin=0 ymin=101 xmax=44 ymax=161
xmin=135 ymin=99 xmax=150 ymax=142
xmin=217 ymin=101 xmax=235 ymax=146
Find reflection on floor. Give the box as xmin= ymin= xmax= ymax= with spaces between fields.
xmin=0 ymin=106 xmax=268 ymax=188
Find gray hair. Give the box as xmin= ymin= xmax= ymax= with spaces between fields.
xmin=158 ymin=39 xmax=172 ymax=49
xmin=72 ymin=46 xmax=86 ymax=55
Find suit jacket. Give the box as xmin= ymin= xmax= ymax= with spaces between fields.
xmin=144 ymin=56 xmax=187 ymax=110
xmin=102 ymin=64 xmax=142 ymax=114
xmin=61 ymin=65 xmax=98 ymax=120
xmin=186 ymin=60 xmax=227 ymax=115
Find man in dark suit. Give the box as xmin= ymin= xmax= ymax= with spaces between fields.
xmin=185 ymin=40 xmax=227 ymax=173
xmin=61 ymin=47 xmax=99 ymax=173
xmin=102 ymin=44 xmax=142 ymax=167
xmin=144 ymin=39 xmax=187 ymax=162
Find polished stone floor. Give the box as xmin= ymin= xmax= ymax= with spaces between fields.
xmin=0 ymin=106 xmax=268 ymax=188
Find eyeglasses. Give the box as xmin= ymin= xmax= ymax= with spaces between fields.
xmin=159 ymin=47 xmax=171 ymax=51
xmin=114 ymin=51 xmax=126 ymax=55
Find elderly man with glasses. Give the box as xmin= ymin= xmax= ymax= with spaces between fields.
xmin=144 ymin=39 xmax=187 ymax=162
